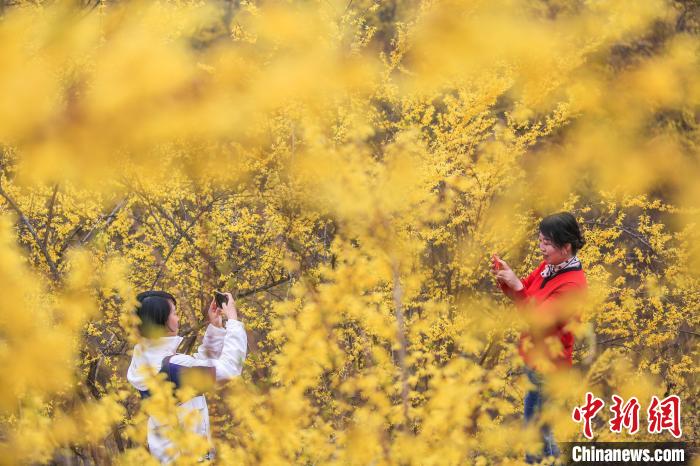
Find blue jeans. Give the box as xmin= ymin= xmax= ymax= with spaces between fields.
xmin=524 ymin=369 xmax=560 ymax=463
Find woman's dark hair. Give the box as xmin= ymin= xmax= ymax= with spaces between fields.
xmin=135 ymin=290 xmax=176 ymax=336
xmin=539 ymin=212 xmax=586 ymax=255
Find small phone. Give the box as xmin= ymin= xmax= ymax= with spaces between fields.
xmin=214 ymin=291 xmax=229 ymax=309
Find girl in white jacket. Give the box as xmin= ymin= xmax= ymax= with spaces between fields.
xmin=127 ymin=290 xmax=247 ymax=463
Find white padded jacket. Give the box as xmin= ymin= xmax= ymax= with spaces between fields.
xmin=127 ymin=320 xmax=247 ymax=463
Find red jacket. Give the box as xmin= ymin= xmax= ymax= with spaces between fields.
xmin=499 ymin=260 xmax=587 ymax=369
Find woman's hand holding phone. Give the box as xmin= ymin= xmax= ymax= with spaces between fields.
xmin=490 ymin=255 xmax=524 ymax=291
xmin=490 ymin=254 xmax=506 ymax=276
xmin=491 ymin=254 xmax=501 ymax=272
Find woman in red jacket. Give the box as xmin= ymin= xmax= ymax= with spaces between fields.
xmin=491 ymin=212 xmax=587 ymax=463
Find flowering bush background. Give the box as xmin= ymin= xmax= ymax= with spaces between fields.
xmin=0 ymin=0 xmax=698 ymax=464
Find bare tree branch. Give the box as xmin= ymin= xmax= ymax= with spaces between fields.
xmin=237 ymin=274 xmax=292 ymax=298
xmin=597 ymin=328 xmax=699 ymax=346
xmin=53 ymin=199 xmax=128 ymax=270
xmin=0 ymin=180 xmax=60 ymax=281
xmin=80 ymin=199 xmax=128 ymax=245
xmin=130 ymin=186 xmax=224 ymax=279
xmin=151 ymin=201 xmax=223 ymax=277
xmin=151 ymin=197 xmax=223 ymax=288
xmin=583 ymin=219 xmax=657 ymax=255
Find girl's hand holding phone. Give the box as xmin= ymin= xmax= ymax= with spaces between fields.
xmin=220 ymin=292 xmax=238 ymax=321
xmin=212 ymin=290 xmax=239 ymax=322
xmin=207 ymin=298 xmax=224 ymax=328
xmin=490 ymin=255 xmax=523 ymax=290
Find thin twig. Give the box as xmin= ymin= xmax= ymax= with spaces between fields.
xmin=583 ymin=220 xmax=656 ymax=254
xmin=598 ymin=335 xmax=632 ymax=345
xmin=344 ymin=0 xmax=354 ymax=14
xmin=392 ymin=262 xmax=410 ymax=430
xmin=42 ymin=183 xmax=59 ymax=251
xmin=55 ymin=222 xmax=84 ymax=265
xmin=598 ymin=328 xmax=699 ymax=346
xmin=478 ymin=340 xmax=493 ymax=366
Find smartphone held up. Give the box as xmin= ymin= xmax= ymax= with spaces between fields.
xmin=491 ymin=254 xmax=501 ymax=271
xmin=214 ymin=290 xmax=229 ymax=309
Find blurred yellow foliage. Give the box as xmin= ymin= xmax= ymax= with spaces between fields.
xmin=0 ymin=0 xmax=697 ymax=464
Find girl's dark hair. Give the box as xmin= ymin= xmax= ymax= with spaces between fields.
xmin=135 ymin=290 xmax=176 ymax=336
xmin=539 ymin=212 xmax=586 ymax=255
